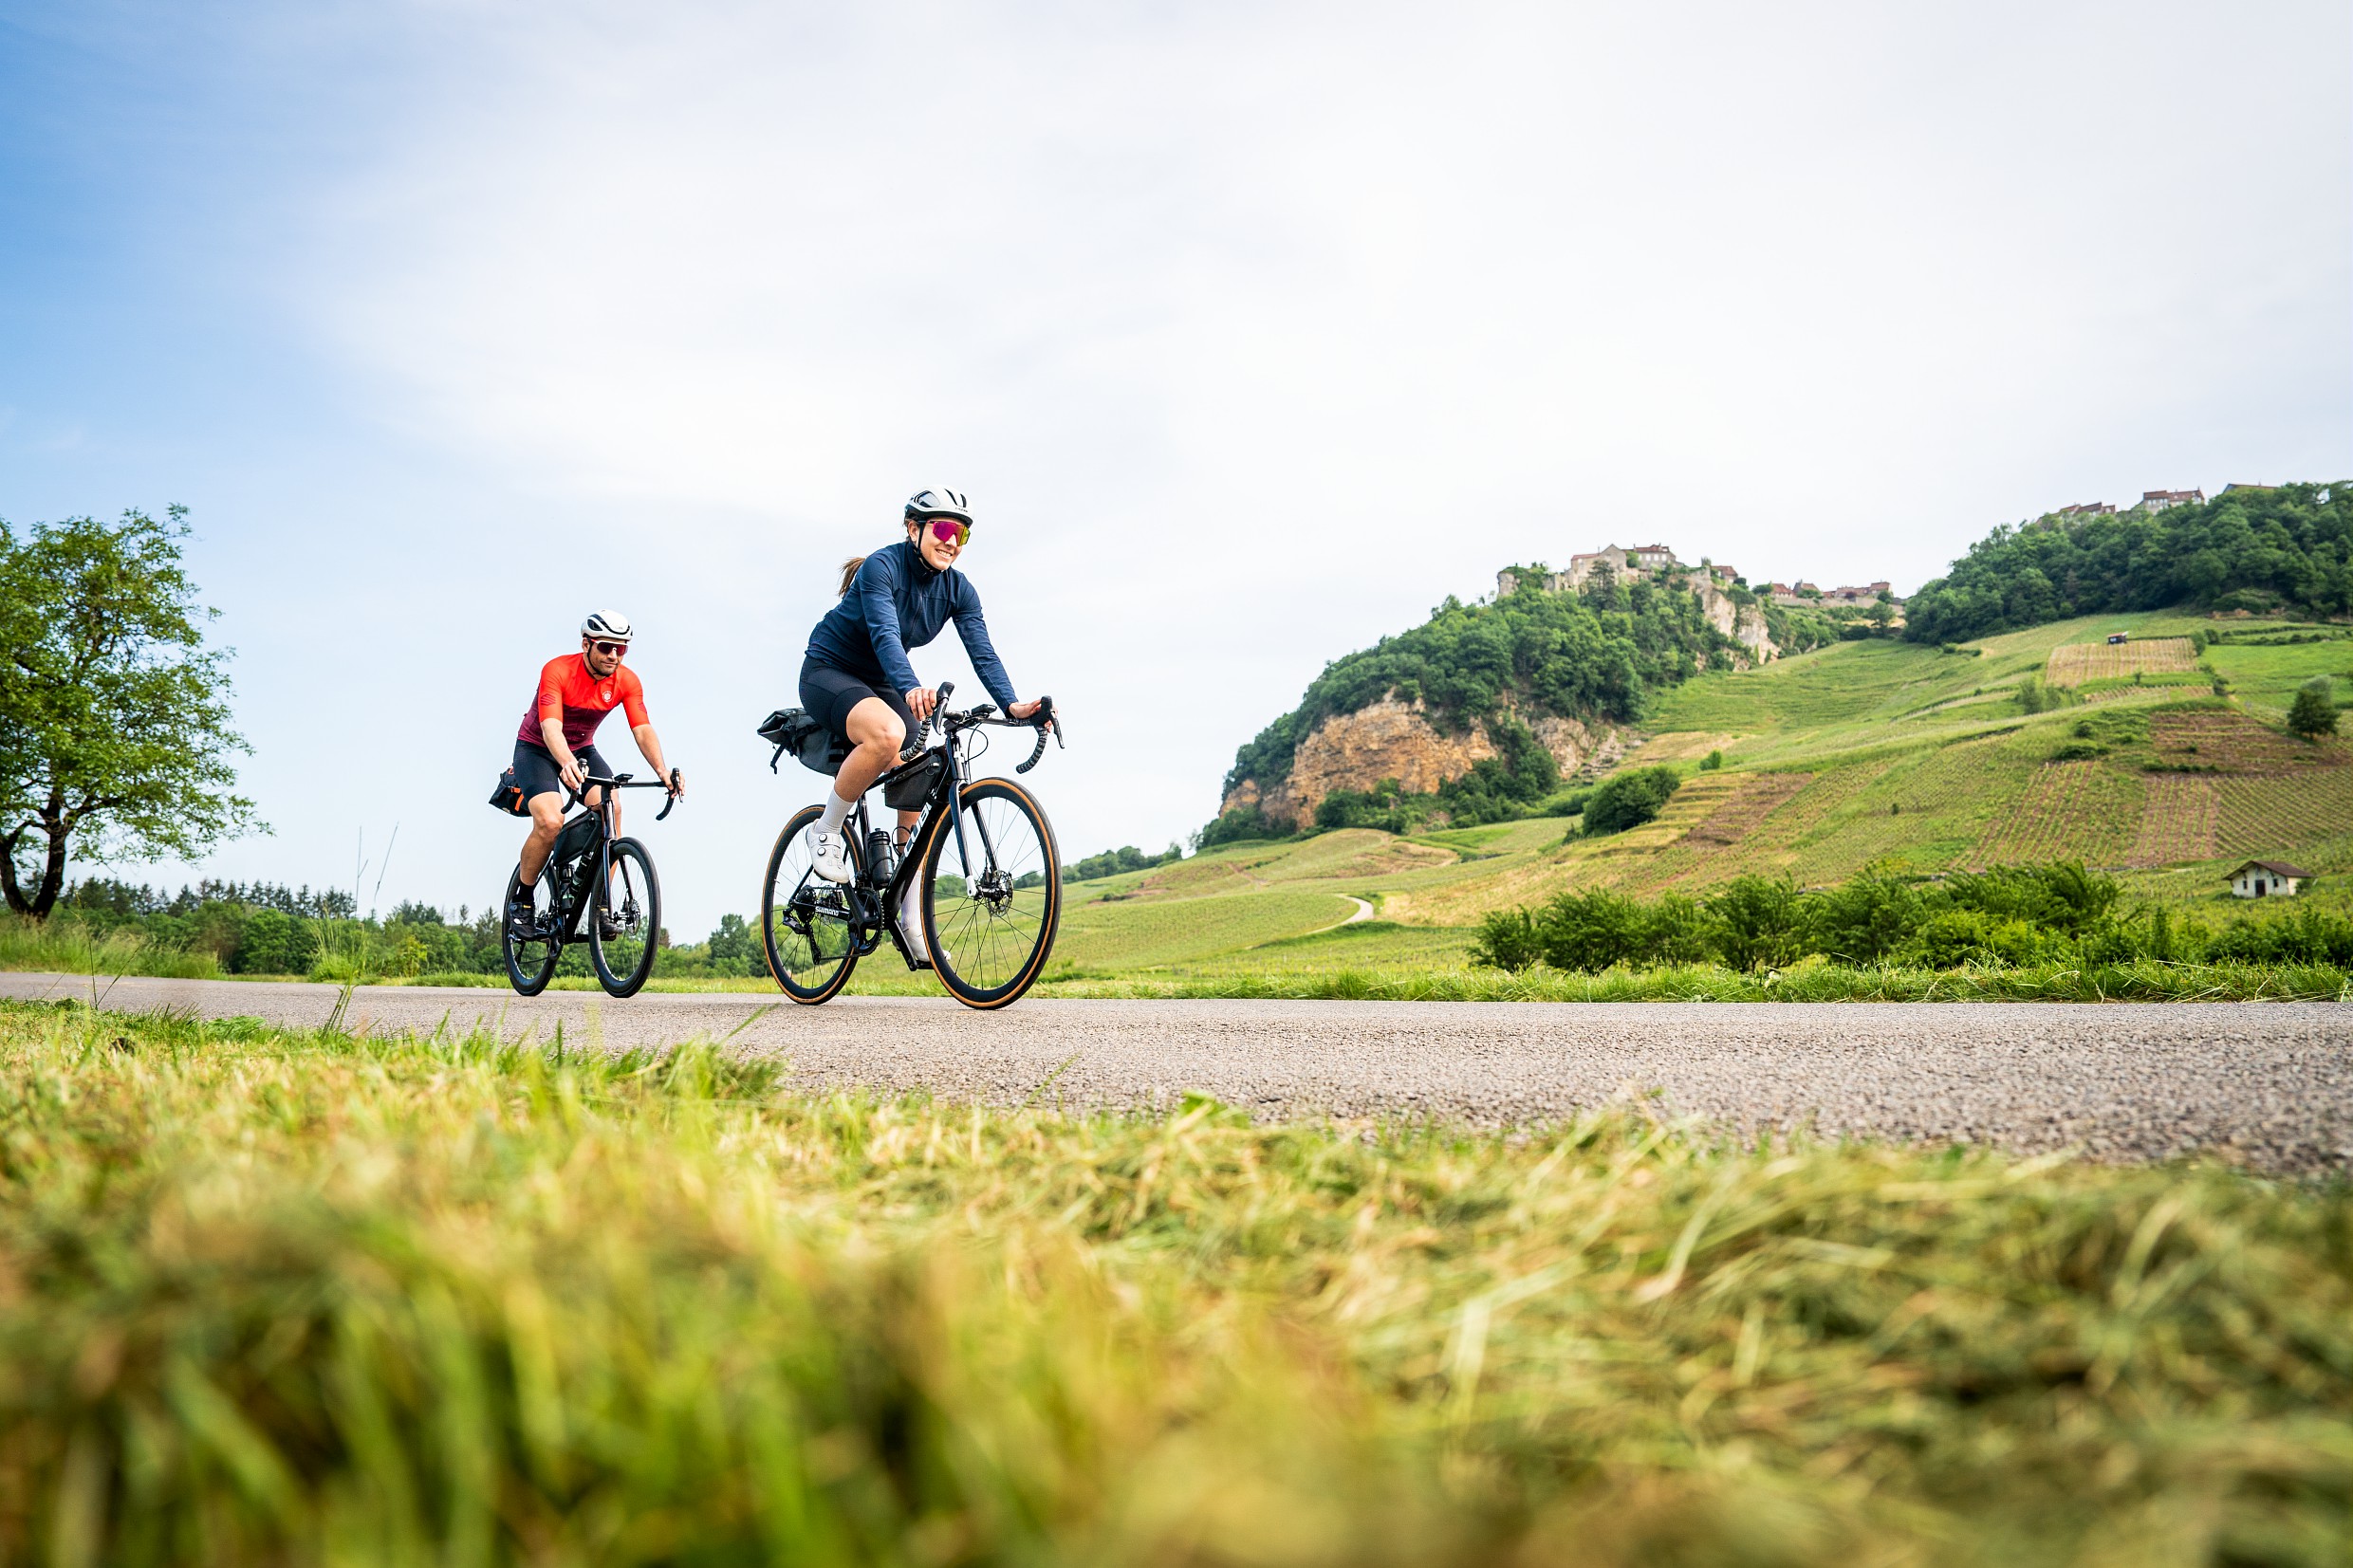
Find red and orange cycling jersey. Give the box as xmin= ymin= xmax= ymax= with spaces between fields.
xmin=516 ymin=655 xmax=650 ymax=751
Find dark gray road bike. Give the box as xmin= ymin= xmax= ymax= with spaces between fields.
xmin=759 ymin=684 xmax=1063 ymax=1010
xmin=503 ymin=770 xmax=677 ymax=998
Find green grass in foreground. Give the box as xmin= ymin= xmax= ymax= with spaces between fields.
xmin=1 ymin=1001 xmax=2346 ymax=1565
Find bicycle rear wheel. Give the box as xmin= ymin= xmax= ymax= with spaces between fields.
xmin=762 ymin=804 xmax=865 ymax=1004
xmin=590 ymin=838 xmax=661 ymax=998
xmin=502 ymin=867 xmax=562 ymax=996
xmin=919 ymin=778 xmax=1061 ymax=1009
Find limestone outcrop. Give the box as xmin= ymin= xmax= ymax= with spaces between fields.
xmin=1220 ymin=697 xmax=1634 ymax=829
xmin=1692 ymin=575 xmax=1774 ymax=660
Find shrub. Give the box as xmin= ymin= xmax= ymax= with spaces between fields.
xmin=232 ymin=909 xmax=318 ymax=975
xmin=1066 ymin=843 xmax=1185 ymax=883
xmin=1580 ymin=766 xmax=1680 ymax=837
xmin=1808 ymin=864 xmax=1924 ymax=964
xmin=1198 ymin=805 xmax=1284 ymax=848
xmin=1702 ymin=876 xmax=1807 ymax=970
xmin=1698 ymin=748 xmax=1724 ymax=771
xmin=1317 ymin=784 xmax=1410 ymax=833
xmin=2286 ymin=678 xmax=2339 ymax=739
xmin=1468 ymin=907 xmax=1544 ymax=971
xmin=2208 ymin=906 xmax=2353 ymax=967
xmin=1534 ymin=888 xmax=1652 ymax=971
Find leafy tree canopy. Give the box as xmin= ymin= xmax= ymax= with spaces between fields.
xmin=1902 ymin=484 xmax=2351 ymax=645
xmin=0 ymin=507 xmax=258 ymax=917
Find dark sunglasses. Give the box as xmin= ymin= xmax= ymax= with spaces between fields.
xmin=926 ymin=518 xmax=972 ymax=547
xmin=590 ymin=640 xmax=629 ymax=656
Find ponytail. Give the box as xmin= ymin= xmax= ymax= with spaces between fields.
xmin=837 ymin=556 xmax=865 ymax=597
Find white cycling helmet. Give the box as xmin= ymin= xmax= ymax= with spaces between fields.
xmin=581 ymin=609 xmax=634 ymax=642
xmin=904 ymin=487 xmax=972 ymax=524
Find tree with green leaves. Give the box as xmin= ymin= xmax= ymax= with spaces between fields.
xmin=0 ymin=507 xmax=258 ymax=918
xmin=2285 ymin=677 xmax=2340 ymax=740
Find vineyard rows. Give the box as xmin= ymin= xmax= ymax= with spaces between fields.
xmin=2046 ymin=637 xmax=2197 ymax=685
xmin=2214 ymin=769 xmax=2353 ymax=857
xmin=2128 ymin=776 xmax=2220 ymax=866
xmin=1968 ymin=762 xmax=2144 ymax=867
xmin=2149 ymin=711 xmax=2345 ymax=772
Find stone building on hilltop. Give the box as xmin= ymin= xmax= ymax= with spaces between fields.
xmin=1494 ymin=543 xmax=1771 ymax=661
xmin=1767 ymin=580 xmax=1896 ymax=609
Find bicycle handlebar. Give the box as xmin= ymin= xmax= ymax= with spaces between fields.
xmin=567 ymin=770 xmax=684 ymax=821
xmin=897 ymin=682 xmax=1064 ymax=774
xmin=1015 ymin=694 xmax=1062 ymax=774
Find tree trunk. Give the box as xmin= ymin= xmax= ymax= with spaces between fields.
xmin=0 ymin=790 xmax=69 ymax=919
xmin=0 ymin=825 xmax=30 ymax=918
xmin=32 ymin=814 xmax=65 ymax=918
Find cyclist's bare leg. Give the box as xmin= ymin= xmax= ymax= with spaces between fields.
xmin=519 ymin=792 xmax=565 ymax=884
xmin=519 ymin=783 xmax=608 ymax=887
xmin=834 ymin=697 xmax=907 ymax=802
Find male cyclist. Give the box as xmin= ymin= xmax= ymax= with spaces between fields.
xmin=798 ymin=488 xmax=1047 ymax=962
xmin=507 ymin=611 xmax=683 ymax=935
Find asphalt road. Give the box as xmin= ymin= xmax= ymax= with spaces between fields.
xmin=5 ymin=972 xmax=2349 ymax=1172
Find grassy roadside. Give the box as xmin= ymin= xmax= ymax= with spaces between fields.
xmin=1 ymin=999 xmax=2345 ymax=1565
xmin=7 ymin=956 xmax=2349 ymax=1003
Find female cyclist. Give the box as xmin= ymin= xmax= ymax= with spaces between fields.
xmin=798 ymin=487 xmax=1047 ymax=960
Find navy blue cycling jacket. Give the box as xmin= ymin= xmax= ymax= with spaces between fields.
xmin=804 ymin=541 xmax=1019 ymax=711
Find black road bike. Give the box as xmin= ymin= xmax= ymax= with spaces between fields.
xmin=760 ymin=683 xmax=1064 ymax=1009
xmin=502 ymin=771 xmax=678 ymax=998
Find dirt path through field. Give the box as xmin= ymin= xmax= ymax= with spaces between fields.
xmin=7 ymin=973 xmax=2348 ymax=1171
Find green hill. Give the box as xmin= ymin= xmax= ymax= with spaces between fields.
xmin=1902 ymin=482 xmax=2350 ymax=642
xmin=1205 ymin=564 xmax=1851 ymax=843
xmin=1028 ymin=609 xmax=2352 ymax=987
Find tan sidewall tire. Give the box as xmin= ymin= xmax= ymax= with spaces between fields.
xmin=762 ymin=805 xmax=862 ymax=1005
xmin=921 ymin=778 xmax=1061 ymax=1009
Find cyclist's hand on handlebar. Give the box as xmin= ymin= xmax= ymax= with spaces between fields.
xmin=905 ymin=686 xmax=938 ymax=723
xmin=666 ymin=767 xmax=685 ymax=798
xmin=558 ymin=755 xmax=585 ymax=793
xmin=1008 ymin=697 xmax=1048 ymax=727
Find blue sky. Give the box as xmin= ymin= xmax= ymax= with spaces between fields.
xmin=5 ymin=0 xmax=2348 ymax=937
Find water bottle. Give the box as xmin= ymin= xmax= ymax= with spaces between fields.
xmin=866 ymin=828 xmax=895 ymax=883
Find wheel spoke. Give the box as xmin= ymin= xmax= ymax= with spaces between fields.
xmin=923 ymin=784 xmax=1057 ymax=1004
xmin=765 ymin=809 xmax=862 ymax=1001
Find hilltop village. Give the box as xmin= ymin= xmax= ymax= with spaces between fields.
xmin=1494 ymin=542 xmax=1899 ymax=653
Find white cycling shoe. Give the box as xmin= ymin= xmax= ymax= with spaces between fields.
xmin=899 ymin=908 xmax=947 ymax=969
xmin=806 ymin=824 xmax=852 ymax=884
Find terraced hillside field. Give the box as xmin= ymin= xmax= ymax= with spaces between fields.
xmin=1001 ymin=613 xmax=2353 ymax=982
xmin=2047 ymin=636 xmax=2197 ymax=684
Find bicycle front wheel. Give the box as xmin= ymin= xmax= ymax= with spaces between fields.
xmin=920 ymin=778 xmax=1061 ymax=1009
xmin=762 ymin=805 xmax=864 ymax=1004
xmin=503 ymin=867 xmax=562 ymax=996
xmin=590 ymin=838 xmax=661 ymax=998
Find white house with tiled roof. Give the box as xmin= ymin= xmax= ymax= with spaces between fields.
xmin=2228 ymin=860 xmax=2309 ymax=898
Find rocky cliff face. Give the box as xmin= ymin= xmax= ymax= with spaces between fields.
xmin=1692 ymin=576 xmax=1775 ymax=661
xmin=1220 ymin=697 xmax=1634 ymax=828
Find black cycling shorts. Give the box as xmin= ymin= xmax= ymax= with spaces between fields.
xmin=512 ymin=739 xmax=609 ymax=804
xmin=799 ymin=659 xmax=912 ymax=743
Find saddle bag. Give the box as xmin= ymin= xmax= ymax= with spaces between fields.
xmin=882 ymin=750 xmax=946 ymax=810
xmin=757 ymin=708 xmax=853 ymax=777
xmin=488 ymin=767 xmax=530 ymax=817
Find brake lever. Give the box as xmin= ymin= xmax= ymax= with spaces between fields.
xmin=656 ymin=769 xmax=680 ymax=821
xmin=1015 ymin=695 xmax=1060 ymax=775
xmin=904 ymin=680 xmax=955 ymax=761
